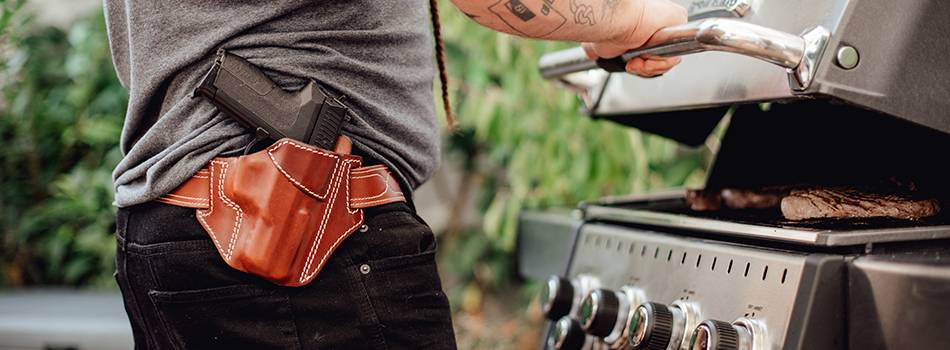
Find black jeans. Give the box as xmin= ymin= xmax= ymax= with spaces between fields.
xmin=114 ymin=201 xmax=457 ymax=349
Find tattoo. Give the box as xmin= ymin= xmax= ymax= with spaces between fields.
xmin=506 ymin=0 xmax=536 ymax=21
xmin=569 ymin=0 xmax=597 ymax=25
xmin=488 ymin=0 xmax=567 ymax=37
xmin=540 ymin=0 xmax=556 ymax=15
xmin=601 ymin=0 xmax=621 ymax=20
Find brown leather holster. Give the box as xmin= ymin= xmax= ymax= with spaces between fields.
xmin=157 ymin=137 xmax=405 ymax=287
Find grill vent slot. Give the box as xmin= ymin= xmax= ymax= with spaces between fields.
xmin=579 ymin=232 xmax=796 ymax=287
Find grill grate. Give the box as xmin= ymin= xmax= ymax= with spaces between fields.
xmin=612 ymin=197 xmax=950 ymax=232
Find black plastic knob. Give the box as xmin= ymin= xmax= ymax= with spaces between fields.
xmin=629 ymin=302 xmax=675 ymax=350
xmin=578 ymin=288 xmax=621 ymax=338
xmin=690 ymin=320 xmax=740 ymax=350
xmin=549 ymin=316 xmax=587 ymax=350
xmin=541 ymin=276 xmax=574 ymax=321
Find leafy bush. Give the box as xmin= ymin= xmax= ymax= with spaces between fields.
xmin=0 ymin=8 xmax=127 ymax=287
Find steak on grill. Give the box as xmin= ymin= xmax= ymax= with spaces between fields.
xmin=721 ymin=188 xmax=786 ymax=209
xmin=686 ymin=188 xmax=787 ymax=211
xmin=780 ymin=188 xmax=941 ymax=221
xmin=685 ymin=189 xmax=723 ymax=211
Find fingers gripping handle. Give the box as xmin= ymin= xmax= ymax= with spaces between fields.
xmin=539 ymin=18 xmax=830 ymax=91
xmin=595 ymin=57 xmax=628 ymax=73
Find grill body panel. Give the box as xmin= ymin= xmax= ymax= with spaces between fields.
xmin=519 ymin=195 xmax=950 ymax=350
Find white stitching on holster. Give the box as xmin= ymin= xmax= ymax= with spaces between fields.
xmin=165 ymin=193 xmax=209 ymax=202
xmin=352 ymin=196 xmax=407 ymax=207
xmin=158 ymin=197 xmax=206 ymax=207
xmin=351 ymin=164 xmax=386 ymax=172
xmin=196 ymin=161 xmax=224 ymax=256
xmin=216 ymin=161 xmax=244 ymax=261
xmin=299 ymin=157 xmax=349 ymax=282
xmin=267 ymin=140 xmax=338 ymax=200
xmin=301 ymin=159 xmax=363 ymax=282
xmin=350 ymin=173 xmax=388 ymax=201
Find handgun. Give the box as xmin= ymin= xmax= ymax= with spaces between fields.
xmin=193 ymin=50 xmax=348 ymax=150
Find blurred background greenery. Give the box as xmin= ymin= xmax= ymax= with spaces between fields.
xmin=1 ymin=0 xmax=125 ymax=288
xmin=0 ymin=0 xmax=711 ymax=348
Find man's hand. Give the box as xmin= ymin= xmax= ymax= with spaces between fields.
xmin=451 ymin=0 xmax=689 ymax=77
xmin=582 ymin=0 xmax=687 ymax=77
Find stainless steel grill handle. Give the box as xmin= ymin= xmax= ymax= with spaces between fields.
xmin=538 ymin=18 xmax=829 ymax=91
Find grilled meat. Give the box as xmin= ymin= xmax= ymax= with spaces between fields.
xmin=781 ymin=188 xmax=940 ymax=221
xmin=721 ymin=188 xmax=786 ymax=209
xmin=685 ymin=189 xmax=722 ymax=211
xmin=686 ymin=188 xmax=787 ymax=211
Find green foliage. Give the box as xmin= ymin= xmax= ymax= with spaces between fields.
xmin=0 ymin=0 xmax=25 ymax=37
xmin=436 ymin=0 xmax=710 ymax=296
xmin=0 ymin=10 xmax=127 ymax=287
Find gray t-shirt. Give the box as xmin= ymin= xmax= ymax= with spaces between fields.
xmin=104 ymin=0 xmax=440 ymax=208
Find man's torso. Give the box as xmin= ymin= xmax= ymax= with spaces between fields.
xmin=104 ymin=0 xmax=441 ymax=207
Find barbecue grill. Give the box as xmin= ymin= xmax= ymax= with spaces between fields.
xmin=519 ymin=1 xmax=950 ymax=349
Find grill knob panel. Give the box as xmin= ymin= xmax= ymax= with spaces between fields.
xmin=578 ymin=288 xmax=621 ymax=337
xmin=549 ymin=316 xmax=588 ymax=350
xmin=629 ymin=302 xmax=675 ymax=350
xmin=691 ymin=320 xmax=740 ymax=350
xmin=541 ymin=276 xmax=575 ymax=321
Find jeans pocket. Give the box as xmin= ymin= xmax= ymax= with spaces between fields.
xmin=148 ymin=285 xmax=300 ymax=350
xmin=360 ymin=250 xmax=456 ymax=350
xmin=351 ymin=210 xmax=438 ymax=264
xmin=131 ymin=238 xmax=265 ymax=292
xmin=134 ymin=239 xmax=301 ymax=349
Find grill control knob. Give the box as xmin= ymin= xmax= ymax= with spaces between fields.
xmin=548 ymin=316 xmax=592 ymax=350
xmin=540 ymin=274 xmax=601 ymax=321
xmin=611 ymin=286 xmax=646 ymax=348
xmin=541 ymin=276 xmax=575 ymax=321
xmin=578 ymin=288 xmax=622 ymax=338
xmin=689 ymin=318 xmax=764 ymax=350
xmin=690 ymin=320 xmax=741 ymax=350
xmin=628 ymin=302 xmax=675 ymax=350
xmin=576 ymin=287 xmax=644 ymax=348
xmin=628 ymin=300 xmax=701 ymax=350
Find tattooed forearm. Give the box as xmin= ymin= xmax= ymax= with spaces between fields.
xmin=569 ymin=0 xmax=596 ymax=25
xmin=451 ymin=0 xmax=641 ymax=42
xmin=487 ymin=0 xmax=566 ymax=37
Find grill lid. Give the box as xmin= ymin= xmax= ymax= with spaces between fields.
xmin=539 ymin=0 xmax=950 ymax=143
